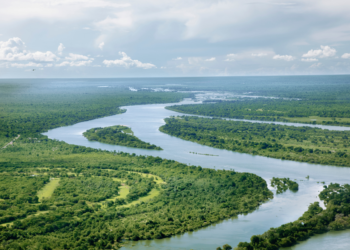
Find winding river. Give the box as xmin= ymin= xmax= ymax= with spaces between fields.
xmin=44 ymin=98 xmax=350 ymax=250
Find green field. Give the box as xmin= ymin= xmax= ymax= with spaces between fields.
xmin=98 ymin=172 xmax=165 ymax=209
xmin=37 ymin=178 xmax=60 ymax=202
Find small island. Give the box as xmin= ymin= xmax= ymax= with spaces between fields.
xmin=271 ymin=177 xmax=299 ymax=194
xmin=83 ymin=125 xmax=163 ymax=150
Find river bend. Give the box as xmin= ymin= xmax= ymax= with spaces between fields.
xmin=44 ymin=100 xmax=350 ymax=250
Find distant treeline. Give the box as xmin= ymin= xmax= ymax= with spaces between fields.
xmin=0 ymin=82 xmax=191 ymax=138
xmin=160 ymin=116 xmax=350 ymax=167
xmin=167 ymin=97 xmax=350 ymax=126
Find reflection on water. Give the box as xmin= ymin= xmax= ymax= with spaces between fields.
xmin=44 ymin=100 xmax=350 ymax=250
xmin=283 ymin=229 xmax=350 ymax=250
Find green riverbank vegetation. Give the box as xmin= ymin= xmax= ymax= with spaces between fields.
xmin=270 ymin=178 xmax=299 ymax=194
xmin=167 ymin=98 xmax=350 ymax=127
xmin=0 ymin=80 xmax=191 ymax=139
xmin=83 ymin=126 xmax=162 ymax=150
xmin=0 ymin=133 xmax=272 ymax=249
xmin=165 ymin=76 xmax=350 ymax=127
xmin=160 ymin=116 xmax=350 ymax=167
xmin=234 ymin=183 xmax=350 ymax=250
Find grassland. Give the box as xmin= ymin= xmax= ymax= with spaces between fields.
xmin=37 ymin=178 xmax=60 ymax=202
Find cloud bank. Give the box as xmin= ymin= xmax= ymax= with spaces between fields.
xmin=103 ymin=52 xmax=156 ymax=69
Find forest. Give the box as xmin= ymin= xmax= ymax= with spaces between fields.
xmin=0 ymin=135 xmax=272 ymax=249
xmin=0 ymin=80 xmax=273 ymax=249
xmin=160 ymin=116 xmax=350 ymax=167
xmin=1 ymin=77 xmax=350 ymax=249
xmin=0 ymin=79 xmax=192 ymax=140
xmin=233 ymin=183 xmax=350 ymax=250
xmin=83 ymin=126 xmax=162 ymax=150
xmin=270 ymin=178 xmax=299 ymax=194
xmin=163 ymin=75 xmax=350 ymax=126
xmin=167 ymin=97 xmax=350 ymax=127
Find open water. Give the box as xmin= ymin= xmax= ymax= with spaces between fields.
xmin=44 ymin=92 xmax=350 ymax=250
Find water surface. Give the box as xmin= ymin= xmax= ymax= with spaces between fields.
xmin=44 ymin=100 xmax=350 ymax=250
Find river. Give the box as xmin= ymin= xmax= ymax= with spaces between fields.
xmin=43 ymin=99 xmax=350 ymax=250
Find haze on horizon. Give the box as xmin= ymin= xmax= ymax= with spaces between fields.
xmin=1 ymin=0 xmax=350 ymax=78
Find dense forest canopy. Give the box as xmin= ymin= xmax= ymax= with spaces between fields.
xmin=1 ymin=77 xmax=350 ymax=249
xmin=0 ymin=79 xmax=272 ymax=249
xmin=83 ymin=126 xmax=162 ymax=150
xmin=160 ymin=116 xmax=350 ymax=167
xmin=167 ymin=97 xmax=350 ymax=126
xmin=0 ymin=135 xmax=272 ymax=249
xmin=0 ymin=79 xmax=192 ymax=139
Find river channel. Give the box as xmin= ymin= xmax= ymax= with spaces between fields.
xmin=44 ymin=99 xmax=350 ymax=250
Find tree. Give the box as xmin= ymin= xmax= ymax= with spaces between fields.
xmin=223 ymin=244 xmax=232 ymax=250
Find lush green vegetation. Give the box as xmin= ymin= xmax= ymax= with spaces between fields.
xmin=217 ymin=244 xmax=233 ymax=250
xmin=0 ymin=135 xmax=272 ymax=249
xmin=2 ymin=77 xmax=350 ymax=249
xmin=83 ymin=126 xmax=162 ymax=150
xmin=165 ymin=75 xmax=350 ymax=126
xmin=51 ymin=177 xmax=121 ymax=203
xmin=167 ymin=98 xmax=350 ymax=127
xmin=0 ymin=79 xmax=191 ymax=139
xmin=160 ymin=116 xmax=350 ymax=167
xmin=234 ymin=183 xmax=350 ymax=250
xmin=270 ymin=178 xmax=298 ymax=194
xmin=163 ymin=75 xmax=350 ymax=100
xmin=0 ymin=176 xmax=49 ymax=225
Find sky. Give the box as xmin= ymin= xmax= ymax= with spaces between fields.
xmin=1 ymin=0 xmax=350 ymax=77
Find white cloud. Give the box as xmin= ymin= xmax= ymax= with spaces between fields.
xmin=225 ymin=54 xmax=236 ymax=61
xmin=0 ymin=37 xmax=58 ymax=62
xmin=176 ymin=64 xmax=186 ymax=70
xmin=251 ymin=53 xmax=267 ymax=57
xmin=103 ymin=52 xmax=156 ymax=69
xmin=310 ymin=62 xmax=322 ymax=68
xmin=56 ymin=60 xmax=93 ymax=67
xmin=83 ymin=27 xmax=90 ymax=30
xmin=273 ymin=55 xmax=295 ymax=61
xmin=10 ymin=62 xmax=44 ymax=68
xmin=161 ymin=66 xmax=166 ymax=69
xmin=205 ymin=57 xmax=216 ymax=62
xmin=302 ymin=45 xmax=336 ymax=58
xmin=0 ymin=1 xmax=131 ymax=23
xmin=341 ymin=53 xmax=350 ymax=59
xmin=65 ymin=53 xmax=90 ymax=61
xmin=95 ymin=12 xmax=133 ymax=31
xmin=98 ymin=42 xmax=105 ymax=50
xmin=301 ymin=58 xmax=318 ymax=62
xmin=58 ymin=43 xmax=65 ymax=55
xmin=175 ymin=57 xmax=182 ymax=60
xmin=188 ymin=57 xmax=202 ymax=65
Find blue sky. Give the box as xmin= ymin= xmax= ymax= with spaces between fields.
xmin=1 ymin=0 xmax=350 ymax=77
